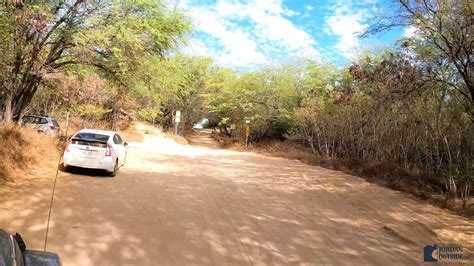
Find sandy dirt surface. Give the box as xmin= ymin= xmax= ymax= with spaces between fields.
xmin=1 ymin=128 xmax=473 ymax=265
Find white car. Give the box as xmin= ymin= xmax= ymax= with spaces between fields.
xmin=63 ymin=129 xmax=128 ymax=176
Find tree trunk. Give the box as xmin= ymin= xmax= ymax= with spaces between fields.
xmin=3 ymin=91 xmax=14 ymax=123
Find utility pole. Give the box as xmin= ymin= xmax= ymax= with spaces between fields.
xmin=230 ymin=123 xmax=235 ymax=138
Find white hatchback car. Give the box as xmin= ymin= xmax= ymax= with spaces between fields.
xmin=63 ymin=129 xmax=128 ymax=176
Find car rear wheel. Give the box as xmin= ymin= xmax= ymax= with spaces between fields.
xmin=109 ymin=160 xmax=118 ymax=177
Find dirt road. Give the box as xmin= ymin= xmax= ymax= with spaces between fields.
xmin=1 ymin=129 xmax=473 ymax=265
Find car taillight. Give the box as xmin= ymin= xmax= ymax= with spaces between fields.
xmin=49 ymin=125 xmax=55 ymax=129
xmin=106 ymin=144 xmax=112 ymax=156
xmin=66 ymin=140 xmax=72 ymax=151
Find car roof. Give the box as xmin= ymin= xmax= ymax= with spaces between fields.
xmin=25 ymin=114 xmax=55 ymax=119
xmin=76 ymin=129 xmax=118 ymax=136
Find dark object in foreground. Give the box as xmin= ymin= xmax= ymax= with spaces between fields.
xmin=0 ymin=229 xmax=61 ymax=266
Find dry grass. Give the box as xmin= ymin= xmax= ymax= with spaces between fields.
xmin=134 ymin=122 xmax=188 ymax=145
xmin=117 ymin=122 xmax=145 ymax=142
xmin=0 ymin=125 xmax=60 ymax=182
xmin=134 ymin=122 xmax=162 ymax=136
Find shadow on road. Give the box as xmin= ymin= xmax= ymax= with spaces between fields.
xmin=59 ymin=165 xmax=113 ymax=178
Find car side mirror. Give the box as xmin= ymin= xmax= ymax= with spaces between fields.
xmin=23 ymin=250 xmax=62 ymax=266
xmin=124 ymin=142 xmax=128 ymax=146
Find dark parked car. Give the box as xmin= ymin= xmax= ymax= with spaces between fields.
xmin=0 ymin=229 xmax=61 ymax=266
xmin=14 ymin=115 xmax=61 ymax=137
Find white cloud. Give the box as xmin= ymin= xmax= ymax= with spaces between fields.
xmin=283 ymin=8 xmax=300 ymax=16
xmin=325 ymin=5 xmax=367 ymax=58
xmin=305 ymin=5 xmax=314 ymax=10
xmin=250 ymin=10 xmax=317 ymax=54
xmin=183 ymin=5 xmax=267 ymax=67
xmin=179 ymin=0 xmax=319 ymax=67
xmin=184 ymin=38 xmax=211 ymax=56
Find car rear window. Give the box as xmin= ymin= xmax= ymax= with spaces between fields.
xmin=72 ymin=140 xmax=107 ymax=147
xmin=73 ymin=133 xmax=109 ymax=143
xmin=51 ymin=119 xmax=60 ymax=127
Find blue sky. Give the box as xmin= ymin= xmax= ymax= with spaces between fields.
xmin=175 ymin=0 xmax=408 ymax=67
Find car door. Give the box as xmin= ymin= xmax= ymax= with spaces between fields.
xmin=22 ymin=116 xmax=35 ymax=129
xmin=117 ymin=134 xmax=127 ymax=165
xmin=113 ymin=134 xmax=126 ymax=166
xmin=37 ymin=117 xmax=49 ymax=132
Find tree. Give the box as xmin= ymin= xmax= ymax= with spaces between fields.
xmin=363 ymin=0 xmax=473 ymax=118
xmin=0 ymin=0 xmax=190 ymax=123
xmin=128 ymin=54 xmax=212 ymax=131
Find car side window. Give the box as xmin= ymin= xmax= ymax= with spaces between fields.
xmin=116 ymin=134 xmax=123 ymax=144
xmin=22 ymin=116 xmax=37 ymax=127
xmin=39 ymin=118 xmax=48 ymax=124
xmin=21 ymin=116 xmax=30 ymax=125
xmin=113 ymin=134 xmax=121 ymax=144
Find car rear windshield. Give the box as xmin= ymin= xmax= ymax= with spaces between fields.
xmin=73 ymin=133 xmax=109 ymax=143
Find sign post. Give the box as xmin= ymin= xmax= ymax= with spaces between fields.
xmin=245 ymin=119 xmax=251 ymax=148
xmin=175 ymin=110 xmax=181 ymax=135
xmin=230 ymin=123 xmax=236 ymax=138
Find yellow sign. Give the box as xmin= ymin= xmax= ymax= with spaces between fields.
xmin=245 ymin=125 xmax=250 ymax=137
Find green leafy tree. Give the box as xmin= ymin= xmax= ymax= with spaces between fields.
xmin=0 ymin=0 xmax=190 ymax=123
xmin=364 ymin=0 xmax=473 ymax=118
